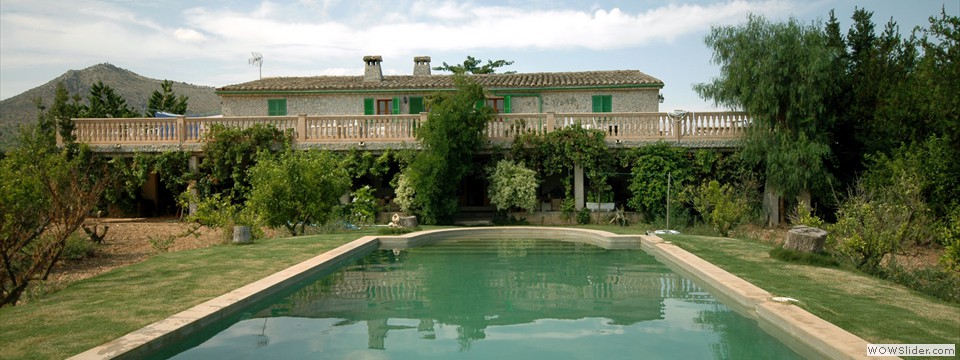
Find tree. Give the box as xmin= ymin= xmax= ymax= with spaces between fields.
xmin=83 ymin=81 xmax=138 ymax=118
xmin=433 ymin=56 xmax=515 ymax=74
xmin=400 ymin=75 xmax=491 ymax=224
xmin=0 ymin=128 xmax=110 ymax=306
xmin=198 ymin=124 xmax=292 ymax=203
xmin=247 ymin=150 xmax=349 ymax=236
xmin=147 ymin=80 xmax=189 ymax=116
xmin=33 ymin=82 xmax=84 ymax=147
xmin=695 ymin=15 xmax=837 ymax=224
xmin=487 ymin=160 xmax=539 ymax=213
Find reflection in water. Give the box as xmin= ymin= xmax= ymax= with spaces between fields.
xmin=170 ymin=239 xmax=803 ymax=360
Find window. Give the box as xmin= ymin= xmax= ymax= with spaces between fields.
xmin=591 ymin=95 xmax=612 ymax=113
xmin=409 ymin=97 xmax=424 ymax=114
xmin=267 ymin=99 xmax=287 ymax=116
xmin=485 ymin=96 xmax=512 ymax=114
xmin=364 ymin=97 xmax=401 ymax=115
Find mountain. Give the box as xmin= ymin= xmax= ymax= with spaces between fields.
xmin=0 ymin=63 xmax=220 ymax=150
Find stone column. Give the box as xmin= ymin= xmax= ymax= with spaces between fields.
xmin=574 ymin=164 xmax=584 ymax=210
xmin=188 ymin=156 xmax=199 ymax=216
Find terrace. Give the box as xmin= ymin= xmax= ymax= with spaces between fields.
xmin=67 ymin=111 xmax=749 ymax=153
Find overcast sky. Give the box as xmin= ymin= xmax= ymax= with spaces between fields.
xmin=0 ymin=0 xmax=955 ymax=111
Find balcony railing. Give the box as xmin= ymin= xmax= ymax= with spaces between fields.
xmin=68 ymin=111 xmax=749 ymax=149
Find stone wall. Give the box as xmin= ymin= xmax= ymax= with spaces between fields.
xmin=221 ymin=88 xmax=660 ymax=116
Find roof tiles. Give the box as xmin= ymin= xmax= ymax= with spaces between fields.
xmin=217 ymin=70 xmax=663 ymax=92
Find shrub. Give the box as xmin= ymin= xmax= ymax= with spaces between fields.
xmin=769 ymin=247 xmax=839 ymax=267
xmin=941 ymin=206 xmax=960 ymax=272
xmin=829 ymin=187 xmax=905 ymax=272
xmin=787 ymin=199 xmax=824 ymax=228
xmin=623 ymin=142 xmax=691 ymax=219
xmin=686 ymin=180 xmax=747 ymax=237
xmin=61 ymin=233 xmax=98 ymax=260
xmin=247 ymin=150 xmax=350 ymax=236
xmin=576 ymin=208 xmax=592 ymax=224
xmin=377 ymin=226 xmax=422 ymax=235
xmin=346 ymin=185 xmax=380 ymax=225
xmin=487 ymin=160 xmax=539 ymax=213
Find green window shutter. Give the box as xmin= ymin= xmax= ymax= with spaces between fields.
xmin=592 ymin=95 xmax=611 ymax=113
xmin=392 ymin=97 xmax=401 ymax=114
xmin=363 ymin=98 xmax=374 ymax=115
xmin=409 ymin=97 xmax=424 ymax=114
xmin=268 ymin=99 xmax=286 ymax=116
xmin=504 ymin=96 xmax=512 ymax=114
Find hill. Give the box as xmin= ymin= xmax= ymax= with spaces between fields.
xmin=0 ymin=63 xmax=220 ymax=150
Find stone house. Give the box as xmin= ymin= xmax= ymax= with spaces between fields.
xmin=216 ymin=56 xmax=664 ymax=117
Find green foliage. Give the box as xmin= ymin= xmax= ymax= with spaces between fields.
xmin=376 ymin=226 xmax=422 ymax=235
xmin=83 ymin=81 xmax=139 ymax=118
xmin=147 ymin=235 xmax=176 ymax=254
xmin=622 ymin=142 xmax=691 ymax=219
xmin=247 ymin=150 xmax=350 ymax=236
xmin=199 ymin=124 xmax=292 ymax=202
xmin=342 ymin=148 xmax=393 ymax=182
xmin=33 ymin=82 xmax=84 ymax=146
xmin=104 ymin=151 xmax=192 ymax=215
xmin=0 ymin=128 xmax=110 ymax=306
xmin=401 ymin=75 xmax=491 ymax=224
xmin=769 ymin=246 xmax=840 ymax=267
xmin=696 ymin=15 xmax=835 ymax=200
xmin=941 ymin=207 xmax=960 ymax=272
xmin=829 ymin=184 xmax=907 ymax=272
xmin=879 ymin=263 xmax=960 ymax=303
xmin=345 ymin=185 xmax=380 ymax=225
xmin=685 ymin=180 xmax=748 ymax=237
xmin=576 ymin=208 xmax=592 ymax=225
xmin=787 ymin=200 xmax=824 ymax=228
xmin=432 ymin=56 xmax=515 ymax=74
xmin=513 ymin=122 xmax=612 ymax=214
xmin=147 ymin=80 xmax=189 ymax=116
xmin=487 ymin=160 xmax=539 ymax=213
xmin=61 ymin=233 xmax=98 ymax=260
xmin=863 ymin=136 xmax=959 ymax=220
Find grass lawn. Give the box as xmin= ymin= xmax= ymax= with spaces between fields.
xmin=0 ymin=228 xmax=388 ymax=360
xmin=657 ymin=232 xmax=960 ymax=352
xmin=1 ymin=225 xmax=957 ymax=359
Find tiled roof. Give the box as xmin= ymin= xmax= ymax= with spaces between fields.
xmin=217 ymin=70 xmax=663 ymax=92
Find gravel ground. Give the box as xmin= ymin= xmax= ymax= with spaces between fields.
xmin=47 ymin=218 xmax=227 ymax=285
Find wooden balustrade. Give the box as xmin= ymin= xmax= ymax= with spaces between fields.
xmin=69 ymin=112 xmax=748 ymax=149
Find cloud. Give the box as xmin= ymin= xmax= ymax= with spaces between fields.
xmin=180 ymin=0 xmax=795 ymax=58
xmin=174 ymin=28 xmax=208 ymax=43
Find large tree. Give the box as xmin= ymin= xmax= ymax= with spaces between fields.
xmin=433 ymin=56 xmax=515 ymax=74
xmin=247 ymin=150 xmax=349 ymax=236
xmin=399 ymin=75 xmax=492 ymax=224
xmin=0 ymin=130 xmax=109 ymax=306
xmin=147 ymin=80 xmax=189 ymax=116
xmin=83 ymin=81 xmax=138 ymax=118
xmin=695 ymin=15 xmax=837 ymax=224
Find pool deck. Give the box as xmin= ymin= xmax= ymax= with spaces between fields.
xmin=69 ymin=227 xmax=899 ymax=360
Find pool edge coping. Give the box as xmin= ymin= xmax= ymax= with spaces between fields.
xmin=68 ymin=227 xmax=898 ymax=360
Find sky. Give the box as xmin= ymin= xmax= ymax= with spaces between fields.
xmin=0 ymin=0 xmax=956 ymax=111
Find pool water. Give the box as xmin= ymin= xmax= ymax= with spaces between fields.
xmin=167 ymin=239 xmax=804 ymax=359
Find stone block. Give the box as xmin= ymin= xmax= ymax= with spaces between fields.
xmin=784 ymin=226 xmax=827 ymax=253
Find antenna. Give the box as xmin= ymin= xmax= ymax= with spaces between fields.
xmin=248 ymin=52 xmax=263 ymax=80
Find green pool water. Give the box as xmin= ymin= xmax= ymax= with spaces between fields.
xmin=166 ymin=239 xmax=804 ymax=359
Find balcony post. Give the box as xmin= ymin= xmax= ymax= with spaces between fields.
xmin=297 ymin=114 xmax=307 ymax=142
xmin=546 ymin=112 xmax=555 ymax=134
xmin=176 ymin=116 xmax=186 ymax=145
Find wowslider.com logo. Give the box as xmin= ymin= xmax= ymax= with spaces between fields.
xmin=867 ymin=344 xmax=955 ymax=357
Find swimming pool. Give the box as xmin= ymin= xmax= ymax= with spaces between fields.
xmin=71 ymin=228 xmax=873 ymax=360
xmin=158 ymin=238 xmax=801 ymax=359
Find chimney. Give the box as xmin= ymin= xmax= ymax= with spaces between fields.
xmin=363 ymin=55 xmax=383 ymax=82
xmin=413 ymin=56 xmax=431 ymax=76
